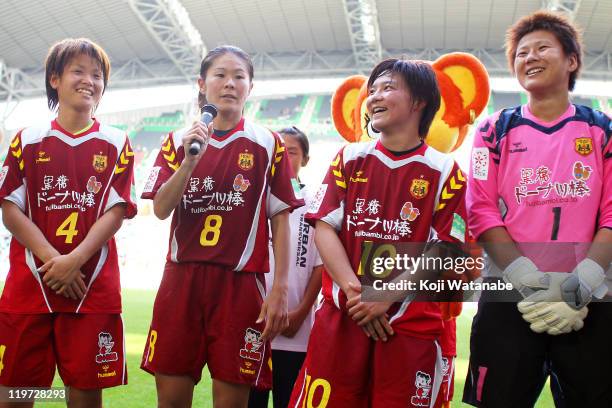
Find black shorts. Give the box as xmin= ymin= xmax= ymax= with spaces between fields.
xmin=248 ymin=350 xmax=306 ymax=408
xmin=463 ymin=291 xmax=612 ymax=407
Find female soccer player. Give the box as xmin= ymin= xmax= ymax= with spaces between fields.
xmin=248 ymin=126 xmax=323 ymax=408
xmin=290 ymin=58 xmax=468 ymax=407
xmin=463 ymin=11 xmax=612 ymax=407
xmin=0 ymin=38 xmax=137 ymax=408
xmin=140 ymin=45 xmax=304 ymax=407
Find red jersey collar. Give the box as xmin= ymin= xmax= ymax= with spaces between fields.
xmin=375 ymin=139 xmax=427 ymax=160
xmin=51 ymin=118 xmax=100 ymax=138
xmin=212 ymin=117 xmax=245 ymax=140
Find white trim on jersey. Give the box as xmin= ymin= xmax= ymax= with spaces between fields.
xmin=389 ymin=296 xmax=412 ymax=325
xmin=235 ymin=122 xmax=276 ymax=272
xmin=18 ymin=125 xmax=50 ymax=147
xmin=76 ymin=244 xmax=109 ymax=313
xmin=430 ymin=341 xmax=444 ymax=408
xmin=25 ymin=187 xmax=53 ymax=312
xmin=5 ymin=183 xmax=26 ymax=211
xmin=445 ymin=357 xmax=456 ymax=398
xmin=332 ymin=281 xmax=341 ymax=309
xmin=170 ymin=230 xmax=179 ymax=263
xmin=120 ymin=314 xmax=127 ymax=385
xmin=104 ymin=186 xmax=127 ymax=213
xmin=253 ymin=273 xmax=267 ymax=388
xmin=320 ymin=204 xmax=344 ymax=232
xmin=267 ymin=192 xmax=291 ymax=218
xmin=236 ymin=178 xmax=267 ymax=271
xmin=292 ymin=368 xmax=309 ymax=408
xmin=25 ymin=248 xmax=53 ymax=313
xmin=19 ymin=125 xmax=125 ymax=155
xmin=255 ymin=274 xmax=266 ymax=299
xmin=96 ymin=171 xmax=119 ymax=220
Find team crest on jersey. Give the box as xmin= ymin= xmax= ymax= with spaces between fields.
xmin=411 ymin=371 xmax=432 ymax=406
xmin=238 ymin=152 xmax=254 ymax=170
xmin=400 ymin=201 xmax=420 ymax=221
xmin=95 ymin=332 xmax=118 ymax=364
xmin=239 ymin=328 xmax=263 ymax=361
xmin=93 ymin=153 xmax=108 ymax=173
xmin=410 ymin=178 xmax=429 ymax=199
xmin=35 ymin=151 xmax=51 ymax=163
xmin=574 ymin=137 xmax=593 ymax=156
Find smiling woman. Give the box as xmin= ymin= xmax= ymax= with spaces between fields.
xmin=139 ymin=45 xmax=304 ymax=407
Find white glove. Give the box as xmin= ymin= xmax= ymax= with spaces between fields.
xmin=518 ymin=301 xmax=588 ymax=335
xmin=503 ymin=256 xmax=547 ymax=298
xmin=519 ymin=272 xmax=571 ymax=303
xmin=560 ymin=258 xmax=607 ymax=309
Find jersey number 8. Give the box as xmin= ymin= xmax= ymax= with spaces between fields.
xmin=200 ymin=215 xmax=222 ymax=247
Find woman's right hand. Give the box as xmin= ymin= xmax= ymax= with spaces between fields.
xmin=181 ymin=121 xmax=214 ymax=168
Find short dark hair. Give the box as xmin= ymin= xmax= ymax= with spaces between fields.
xmin=198 ymin=45 xmax=254 ymax=108
xmin=505 ymin=10 xmax=583 ymax=91
xmin=367 ymin=59 xmax=441 ymax=138
xmin=278 ymin=126 xmax=309 ymax=157
xmin=45 ymin=38 xmax=111 ymax=111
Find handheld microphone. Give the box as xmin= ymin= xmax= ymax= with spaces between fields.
xmin=189 ymin=104 xmax=218 ymax=155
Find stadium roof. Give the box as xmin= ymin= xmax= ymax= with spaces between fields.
xmin=1 ymin=0 xmax=611 ymax=104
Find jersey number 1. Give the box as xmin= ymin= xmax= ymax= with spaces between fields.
xmin=56 ymin=212 xmax=79 ymax=244
xmin=551 ymin=207 xmax=561 ymax=241
xmin=200 ymin=215 xmax=222 ymax=247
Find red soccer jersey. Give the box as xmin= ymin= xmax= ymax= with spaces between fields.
xmin=0 ymin=120 xmax=137 ymax=314
xmin=141 ymin=118 xmax=304 ymax=271
xmin=306 ymin=140 xmax=468 ymax=338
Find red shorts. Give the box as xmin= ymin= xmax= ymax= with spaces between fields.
xmin=0 ymin=312 xmax=126 ymax=389
xmin=141 ymin=262 xmax=271 ymax=388
xmin=289 ymin=300 xmax=444 ymax=408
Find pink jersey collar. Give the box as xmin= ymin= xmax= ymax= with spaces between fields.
xmin=521 ymin=103 xmax=576 ymax=127
xmin=51 ymin=118 xmax=100 ymax=138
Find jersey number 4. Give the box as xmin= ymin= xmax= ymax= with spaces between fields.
xmin=56 ymin=212 xmax=79 ymax=244
xmin=200 ymin=215 xmax=222 ymax=247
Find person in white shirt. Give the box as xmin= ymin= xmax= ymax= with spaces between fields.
xmin=249 ymin=126 xmax=323 ymax=408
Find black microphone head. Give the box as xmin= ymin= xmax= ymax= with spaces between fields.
xmin=201 ymin=104 xmax=218 ymax=118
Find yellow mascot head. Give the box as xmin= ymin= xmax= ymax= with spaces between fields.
xmin=331 ymin=53 xmax=490 ymax=153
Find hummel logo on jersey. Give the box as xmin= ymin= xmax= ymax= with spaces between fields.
xmin=350 ymin=170 xmax=368 ymax=183
xmin=509 ymin=142 xmax=528 ymax=153
xmin=35 ymin=151 xmax=51 ymax=163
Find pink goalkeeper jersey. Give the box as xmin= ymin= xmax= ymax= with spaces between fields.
xmin=141 ymin=118 xmax=304 ymax=271
xmin=467 ymin=104 xmax=611 ymax=248
xmin=0 ymin=120 xmax=137 ymax=314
